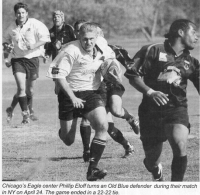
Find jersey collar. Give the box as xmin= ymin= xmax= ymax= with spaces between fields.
xmin=15 ymin=18 xmax=29 ymax=28
xmin=164 ymin=40 xmax=190 ymax=57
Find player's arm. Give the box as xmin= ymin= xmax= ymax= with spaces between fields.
xmin=46 ymin=50 xmax=85 ymax=108
xmin=189 ymin=58 xmax=200 ymax=94
xmin=125 ymin=49 xmax=169 ymax=106
xmin=56 ymin=78 xmax=85 ymax=108
xmin=3 ymin=30 xmax=14 ymax=67
xmin=129 ymin=75 xmax=169 ymax=106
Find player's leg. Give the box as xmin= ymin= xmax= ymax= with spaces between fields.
xmin=165 ymin=124 xmax=189 ymax=181
xmin=57 ymin=90 xmax=78 ymax=146
xmin=80 ymin=117 xmax=91 ymax=162
xmin=6 ymin=93 xmax=19 ymax=123
xmin=84 ymin=106 xmax=108 ymax=181
xmin=59 ymin=118 xmax=78 ymax=146
xmin=26 ymin=78 xmax=38 ymax=121
xmin=106 ymin=112 xmax=134 ymax=158
xmin=143 ymin=143 xmax=163 ymax=181
xmin=14 ymin=72 xmax=29 ymax=124
xmin=109 ymin=93 xmax=140 ymax=134
xmin=139 ymin=106 xmax=165 ymax=181
xmin=25 ymin=57 xmax=39 ymax=121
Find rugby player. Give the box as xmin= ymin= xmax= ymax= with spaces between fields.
xmin=3 ymin=2 xmax=50 ymax=124
xmin=44 ymin=10 xmax=76 ymax=94
xmin=125 ymin=19 xmax=199 ymax=181
xmin=47 ymin=23 xmax=115 ymax=181
xmin=44 ymin=10 xmax=76 ymax=61
xmin=74 ymin=21 xmax=138 ymax=162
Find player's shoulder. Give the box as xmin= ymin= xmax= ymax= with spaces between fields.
xmin=137 ymin=42 xmax=164 ymax=59
xmin=64 ymin=23 xmax=74 ymax=31
xmin=62 ymin=40 xmax=81 ymax=55
xmin=141 ymin=43 xmax=164 ymax=52
xmin=28 ymin=18 xmax=46 ymax=27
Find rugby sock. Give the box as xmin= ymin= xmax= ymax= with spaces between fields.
xmin=107 ymin=122 xmax=128 ymax=147
xmin=171 ymin=155 xmax=187 ymax=181
xmin=10 ymin=94 xmax=19 ymax=110
xmin=89 ymin=138 xmax=106 ymax=169
xmin=122 ymin=108 xmax=132 ymax=120
xmin=18 ymin=96 xmax=28 ymax=111
xmin=27 ymin=95 xmax=33 ymax=113
xmin=80 ymin=125 xmax=91 ymax=152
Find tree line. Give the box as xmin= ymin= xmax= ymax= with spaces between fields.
xmin=2 ymin=0 xmax=200 ymax=41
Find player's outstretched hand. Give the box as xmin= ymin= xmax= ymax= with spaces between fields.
xmin=43 ymin=55 xmax=50 ymax=64
xmin=71 ymin=97 xmax=86 ymax=108
xmin=148 ymin=91 xmax=169 ymax=106
xmin=3 ymin=42 xmax=14 ymax=53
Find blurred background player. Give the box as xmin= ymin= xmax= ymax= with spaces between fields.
xmin=44 ymin=10 xmax=76 ymax=61
xmin=74 ymin=20 xmax=138 ymax=162
xmin=44 ymin=10 xmax=76 ymax=95
xmin=125 ymin=19 xmax=199 ymax=181
xmin=3 ymin=2 xmax=50 ymax=124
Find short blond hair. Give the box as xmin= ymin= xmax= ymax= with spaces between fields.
xmin=79 ymin=23 xmax=98 ymax=36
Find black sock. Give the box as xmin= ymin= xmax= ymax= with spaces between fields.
xmin=27 ymin=95 xmax=33 ymax=113
xmin=171 ymin=155 xmax=187 ymax=181
xmin=80 ymin=125 xmax=91 ymax=152
xmin=18 ymin=96 xmax=28 ymax=111
xmin=122 ymin=108 xmax=131 ymax=120
xmin=108 ymin=122 xmax=128 ymax=147
xmin=11 ymin=95 xmax=19 ymax=110
xmin=89 ymin=138 xmax=106 ymax=170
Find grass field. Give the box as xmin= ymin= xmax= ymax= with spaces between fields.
xmin=1 ymin=38 xmax=200 ymax=182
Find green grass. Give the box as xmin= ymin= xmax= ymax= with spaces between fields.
xmin=2 ymin=39 xmax=199 ymax=182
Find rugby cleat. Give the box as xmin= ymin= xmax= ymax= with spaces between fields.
xmin=152 ymin=163 xmax=164 ymax=181
xmin=122 ymin=142 xmax=135 ymax=158
xmin=83 ymin=150 xmax=90 ymax=163
xmin=87 ymin=168 xmax=107 ymax=181
xmin=127 ymin=115 xmax=140 ymax=134
xmin=21 ymin=110 xmax=30 ymax=125
xmin=144 ymin=159 xmax=164 ymax=181
xmin=29 ymin=112 xmax=38 ymax=121
xmin=6 ymin=107 xmax=14 ymax=123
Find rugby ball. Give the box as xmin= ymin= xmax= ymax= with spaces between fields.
xmin=100 ymin=58 xmax=122 ymax=83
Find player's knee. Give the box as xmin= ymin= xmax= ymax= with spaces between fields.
xmin=26 ymin=88 xmax=34 ymax=97
xmin=95 ymin=121 xmax=108 ymax=133
xmin=80 ymin=118 xmax=90 ymax=126
xmin=61 ymin=136 xmax=74 ymax=146
xmin=110 ymin=107 xmax=123 ymax=118
xmin=58 ymin=130 xmax=74 ymax=146
xmin=173 ymin=141 xmax=187 ymax=156
xmin=17 ymin=88 xmax=26 ymax=96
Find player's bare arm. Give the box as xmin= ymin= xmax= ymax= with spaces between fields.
xmin=57 ymin=78 xmax=85 ymax=108
xmin=129 ymin=76 xmax=169 ymax=106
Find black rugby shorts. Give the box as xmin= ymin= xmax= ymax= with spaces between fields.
xmin=58 ymin=90 xmax=105 ymax=121
xmin=139 ymin=106 xmax=189 ymax=150
xmin=11 ymin=57 xmax=39 ymax=80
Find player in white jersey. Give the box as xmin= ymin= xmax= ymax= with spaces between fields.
xmin=47 ymin=23 xmax=115 ymax=181
xmin=3 ymin=2 xmax=50 ymax=124
xmin=73 ymin=21 xmax=138 ymax=161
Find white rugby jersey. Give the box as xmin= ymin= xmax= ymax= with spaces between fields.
xmin=47 ymin=39 xmax=115 ymax=91
xmin=3 ymin=18 xmax=50 ymax=59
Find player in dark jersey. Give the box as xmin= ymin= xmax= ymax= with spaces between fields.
xmin=44 ymin=10 xmax=76 ymax=94
xmin=125 ymin=19 xmax=199 ymax=181
xmin=45 ymin=10 xmax=76 ymax=60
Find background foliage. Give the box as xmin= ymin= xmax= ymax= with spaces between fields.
xmin=2 ymin=0 xmax=200 ymax=40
